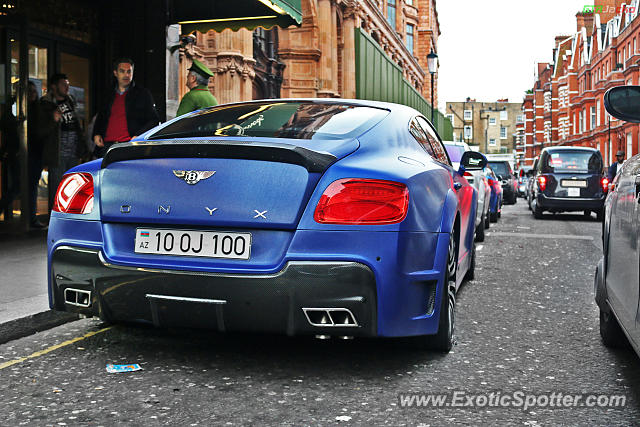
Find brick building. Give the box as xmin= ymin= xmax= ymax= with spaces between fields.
xmin=521 ymin=0 xmax=640 ymax=168
xmin=172 ymin=0 xmax=441 ymax=118
xmin=445 ymin=99 xmax=524 ymax=154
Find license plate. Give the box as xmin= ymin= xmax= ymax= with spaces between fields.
xmin=135 ymin=228 xmax=251 ymax=260
xmin=567 ymin=187 xmax=580 ymax=197
xmin=561 ymin=180 xmax=587 ymax=188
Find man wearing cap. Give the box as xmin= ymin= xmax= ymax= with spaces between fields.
xmin=176 ymin=58 xmax=218 ymax=117
xmin=608 ymin=150 xmax=626 ymax=181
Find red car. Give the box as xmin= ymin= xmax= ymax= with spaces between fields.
xmin=485 ymin=166 xmax=503 ymax=222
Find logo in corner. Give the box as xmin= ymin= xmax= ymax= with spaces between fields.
xmin=173 ymin=170 xmax=216 ymax=185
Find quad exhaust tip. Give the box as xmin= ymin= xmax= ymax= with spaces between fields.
xmin=64 ymin=288 xmax=92 ymax=308
xmin=303 ymin=308 xmax=358 ymax=327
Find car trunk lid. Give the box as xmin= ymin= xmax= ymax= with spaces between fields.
xmin=99 ymin=139 xmax=356 ymax=229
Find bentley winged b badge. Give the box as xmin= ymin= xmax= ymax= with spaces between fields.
xmin=173 ymin=170 xmax=216 ymax=185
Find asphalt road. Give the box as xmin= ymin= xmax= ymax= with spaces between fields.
xmin=1 ymin=202 xmax=639 ymax=425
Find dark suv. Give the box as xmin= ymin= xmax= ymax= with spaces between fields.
xmin=488 ymin=161 xmax=518 ymax=204
xmin=531 ymin=147 xmax=607 ymax=219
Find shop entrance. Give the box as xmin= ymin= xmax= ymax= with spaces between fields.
xmin=0 ymin=25 xmax=92 ymax=230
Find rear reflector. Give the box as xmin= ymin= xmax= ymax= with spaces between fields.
xmin=314 ymin=178 xmax=409 ymax=224
xmin=601 ymin=177 xmax=609 ymax=192
xmin=53 ymin=173 xmax=94 ymax=214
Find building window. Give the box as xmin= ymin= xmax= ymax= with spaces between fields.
xmin=500 ymin=110 xmax=508 ymax=120
xmin=597 ymin=98 xmax=601 ymax=126
xmin=516 ymin=114 xmax=524 ymax=123
xmin=387 ymin=0 xmax=396 ymax=28
xmin=464 ymin=125 xmax=472 ymax=139
xmin=406 ymin=24 xmax=414 ymax=54
xmin=463 ymin=110 xmax=472 ymax=120
xmin=405 ymin=0 xmax=413 ymax=5
xmin=500 ymin=126 xmax=507 ymax=139
xmin=590 ymin=106 xmax=596 ymax=130
xmin=446 ymin=114 xmax=454 ymax=126
xmin=489 ymin=138 xmax=497 ymax=146
xmin=489 ymin=117 xmax=496 ymax=125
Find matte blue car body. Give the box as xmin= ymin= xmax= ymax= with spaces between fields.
xmin=48 ymin=99 xmax=477 ymax=338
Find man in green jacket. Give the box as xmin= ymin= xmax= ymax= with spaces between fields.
xmin=176 ymin=58 xmax=218 ymax=116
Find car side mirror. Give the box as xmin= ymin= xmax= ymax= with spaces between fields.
xmin=459 ymin=151 xmax=487 ymax=173
xmin=604 ymin=86 xmax=640 ymax=122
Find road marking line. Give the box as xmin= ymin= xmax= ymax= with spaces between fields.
xmin=486 ymin=232 xmax=593 ymax=241
xmin=477 ymin=245 xmax=484 ymax=251
xmin=0 ymin=326 xmax=112 ymax=370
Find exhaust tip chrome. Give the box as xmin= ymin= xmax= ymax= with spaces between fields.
xmin=64 ymin=288 xmax=91 ymax=308
xmin=302 ymin=308 xmax=358 ymax=327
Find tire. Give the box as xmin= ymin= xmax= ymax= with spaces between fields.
xmin=475 ymin=216 xmax=485 ymax=242
xmin=597 ymin=209 xmax=604 ymax=222
xmin=600 ymin=309 xmax=628 ymax=348
xmin=533 ymin=204 xmax=543 ymax=219
xmin=429 ymin=235 xmax=457 ymax=352
xmin=490 ymin=211 xmax=498 ymax=223
xmin=464 ymin=242 xmax=476 ymax=281
xmin=484 ymin=210 xmax=490 ymax=229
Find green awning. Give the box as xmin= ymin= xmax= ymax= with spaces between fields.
xmin=173 ymin=0 xmax=302 ymax=33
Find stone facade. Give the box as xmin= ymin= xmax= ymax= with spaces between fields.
xmin=176 ymin=0 xmax=440 ymax=108
xmin=446 ymin=99 xmax=524 ymax=154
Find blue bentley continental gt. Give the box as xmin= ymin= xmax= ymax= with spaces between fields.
xmin=48 ymin=99 xmax=486 ymax=352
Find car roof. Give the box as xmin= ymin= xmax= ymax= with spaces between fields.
xmin=542 ymin=146 xmax=598 ymax=153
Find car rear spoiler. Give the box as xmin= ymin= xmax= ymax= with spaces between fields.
xmin=100 ymin=140 xmax=338 ymax=173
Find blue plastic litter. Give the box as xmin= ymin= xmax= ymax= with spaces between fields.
xmin=106 ymin=364 xmax=142 ymax=373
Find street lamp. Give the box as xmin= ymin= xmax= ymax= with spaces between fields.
xmin=427 ymin=49 xmax=438 ymax=123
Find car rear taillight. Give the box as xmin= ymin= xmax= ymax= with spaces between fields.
xmin=463 ymin=171 xmax=474 ymax=182
xmin=52 ymin=173 xmax=94 ymax=214
xmin=314 ymin=178 xmax=409 ymax=224
xmin=537 ymin=175 xmax=547 ymax=191
xmin=601 ymin=177 xmax=609 ymax=192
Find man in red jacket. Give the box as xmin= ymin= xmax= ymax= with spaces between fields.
xmin=92 ymin=58 xmax=159 ymax=157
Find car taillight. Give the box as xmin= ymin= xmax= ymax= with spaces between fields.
xmin=601 ymin=177 xmax=609 ymax=192
xmin=52 ymin=173 xmax=94 ymax=214
xmin=463 ymin=171 xmax=474 ymax=182
xmin=537 ymin=175 xmax=547 ymax=191
xmin=314 ymin=178 xmax=409 ymax=224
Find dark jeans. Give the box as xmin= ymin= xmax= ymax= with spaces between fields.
xmin=48 ymin=156 xmax=78 ymax=212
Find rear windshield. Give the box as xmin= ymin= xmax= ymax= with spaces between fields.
xmin=488 ymin=161 xmax=511 ymax=177
xmin=150 ymin=102 xmax=388 ymax=140
xmin=543 ymin=150 xmax=602 ymax=173
xmin=444 ymin=145 xmax=465 ymax=162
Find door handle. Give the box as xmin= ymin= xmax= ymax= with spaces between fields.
xmin=454 ymin=182 xmax=462 ymax=191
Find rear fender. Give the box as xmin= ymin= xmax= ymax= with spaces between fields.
xmin=438 ymin=190 xmax=459 ymax=235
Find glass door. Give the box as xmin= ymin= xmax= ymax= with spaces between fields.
xmin=0 ymin=31 xmax=21 ymax=222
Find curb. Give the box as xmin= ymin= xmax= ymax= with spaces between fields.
xmin=0 ymin=311 xmax=80 ymax=345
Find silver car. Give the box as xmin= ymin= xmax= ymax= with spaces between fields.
xmin=444 ymin=141 xmax=490 ymax=242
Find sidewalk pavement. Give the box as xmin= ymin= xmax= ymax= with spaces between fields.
xmin=0 ymin=229 xmax=78 ymax=343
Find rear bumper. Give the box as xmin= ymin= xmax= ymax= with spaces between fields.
xmin=50 ymin=246 xmax=379 ymax=336
xmin=537 ymin=194 xmax=605 ymax=211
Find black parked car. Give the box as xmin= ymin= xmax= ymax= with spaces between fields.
xmin=530 ymin=147 xmax=607 ymax=220
xmin=595 ymin=85 xmax=640 ymax=355
xmin=488 ymin=161 xmax=517 ymax=204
